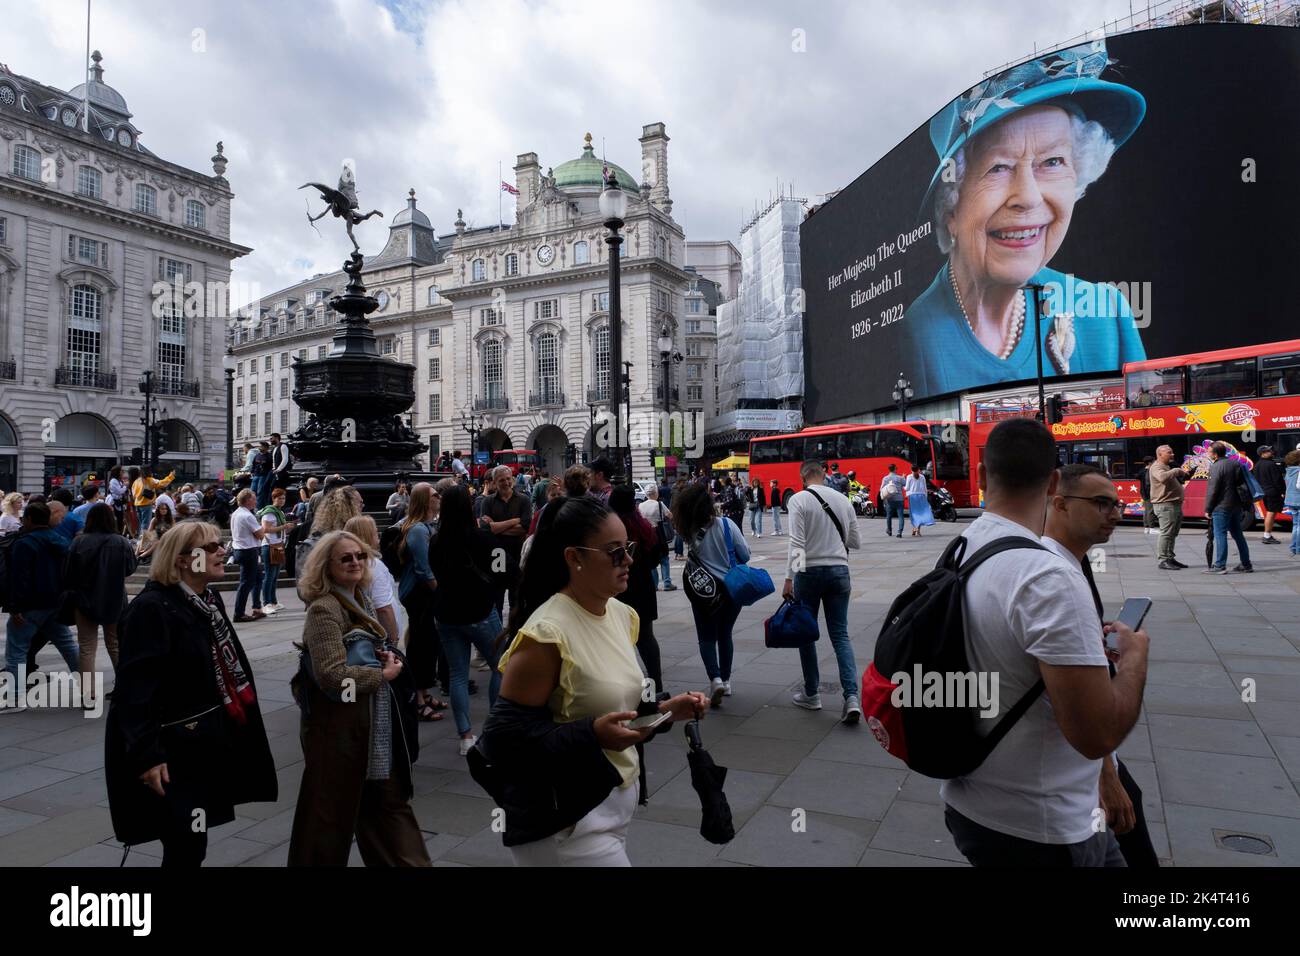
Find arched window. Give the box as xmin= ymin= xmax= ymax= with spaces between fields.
xmin=505 ymin=253 xmax=519 ymax=277
xmin=535 ymin=332 xmax=559 ymax=403
xmin=67 ymin=284 xmax=103 ymax=379
xmin=77 ymin=166 xmax=102 ymax=199
xmin=12 ymin=144 xmax=40 ymax=181
xmin=135 ymin=182 xmax=157 ymax=214
xmin=472 ymin=258 xmax=486 ymax=282
xmin=574 ymin=241 xmax=589 ymax=265
xmin=593 ymin=325 xmax=610 ymax=399
xmin=482 ymin=339 xmax=503 ymax=403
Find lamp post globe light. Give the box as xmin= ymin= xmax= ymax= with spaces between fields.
xmin=600 ymin=171 xmax=628 ymax=481
xmin=892 ymin=372 xmax=914 ymax=422
xmin=223 ymin=347 xmax=237 ymax=470
xmin=657 ymin=321 xmax=683 ymax=477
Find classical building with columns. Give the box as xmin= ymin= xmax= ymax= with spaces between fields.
xmin=0 ymin=52 xmax=249 ymax=492
xmin=232 ymin=124 xmax=695 ymax=482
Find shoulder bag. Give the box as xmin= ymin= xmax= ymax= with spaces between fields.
xmin=720 ymin=518 xmax=774 ymax=607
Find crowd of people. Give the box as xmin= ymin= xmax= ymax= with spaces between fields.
xmin=2 ymin=429 xmax=1296 ymax=868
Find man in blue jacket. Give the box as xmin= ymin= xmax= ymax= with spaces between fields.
xmin=3 ymin=501 xmax=81 ymax=695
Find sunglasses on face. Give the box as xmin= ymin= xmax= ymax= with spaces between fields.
xmin=197 ymin=541 xmax=224 ymax=554
xmin=334 ymin=551 xmax=368 ymax=566
xmin=574 ymin=542 xmax=636 ymax=567
xmin=1061 ymin=494 xmax=1123 ymax=514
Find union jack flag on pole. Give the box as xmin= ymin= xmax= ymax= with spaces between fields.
xmin=500 ymin=180 xmax=519 ymax=195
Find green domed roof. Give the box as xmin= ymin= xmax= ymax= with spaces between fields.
xmin=552 ymin=134 xmax=640 ymax=194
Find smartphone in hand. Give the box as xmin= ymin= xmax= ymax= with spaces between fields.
xmin=1105 ymin=597 xmax=1152 ymax=652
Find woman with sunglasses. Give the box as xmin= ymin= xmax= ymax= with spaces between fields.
xmin=106 ymin=519 xmax=276 ymax=866
xmin=288 ymin=530 xmax=429 ymax=866
xmin=471 ymin=496 xmax=707 ymax=866
xmin=428 ymin=485 xmax=503 ymax=755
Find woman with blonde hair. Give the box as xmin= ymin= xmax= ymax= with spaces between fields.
xmin=344 ymin=515 xmax=402 ymax=644
xmin=288 ymin=530 xmax=428 ymax=866
xmin=0 ymin=491 xmax=23 ymax=535
xmin=295 ymin=484 xmax=362 ymax=568
xmin=106 ymin=518 xmax=277 ymax=865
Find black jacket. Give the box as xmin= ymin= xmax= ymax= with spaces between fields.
xmin=1204 ymin=457 xmax=1250 ymax=513
xmin=467 ymin=696 xmax=623 ymax=847
xmin=105 ymin=581 xmax=277 ymax=846
xmin=1255 ymin=457 xmax=1284 ymax=497
xmin=65 ymin=532 xmax=137 ymax=624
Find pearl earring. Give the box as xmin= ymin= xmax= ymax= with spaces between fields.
xmin=577 ymin=564 xmax=583 ymax=571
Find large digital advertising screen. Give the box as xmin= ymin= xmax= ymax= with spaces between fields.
xmin=801 ymin=26 xmax=1300 ymax=423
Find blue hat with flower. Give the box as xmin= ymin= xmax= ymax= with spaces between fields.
xmin=922 ymin=39 xmax=1146 ymax=209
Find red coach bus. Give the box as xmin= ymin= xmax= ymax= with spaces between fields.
xmin=971 ymin=340 xmax=1300 ymax=528
xmin=749 ymin=420 xmax=971 ymax=511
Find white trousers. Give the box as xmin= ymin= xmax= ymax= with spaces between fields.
xmin=510 ymin=782 xmax=637 ymax=867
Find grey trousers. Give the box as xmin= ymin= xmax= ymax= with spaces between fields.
xmin=1153 ymin=501 xmax=1183 ymax=561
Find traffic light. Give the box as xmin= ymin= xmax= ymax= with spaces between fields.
xmin=150 ymin=421 xmax=168 ymax=457
xmin=1046 ymin=394 xmax=1065 ymax=424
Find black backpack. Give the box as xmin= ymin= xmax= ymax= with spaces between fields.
xmin=861 ymin=534 xmax=1048 ymax=779
xmin=380 ymin=522 xmax=406 ymax=577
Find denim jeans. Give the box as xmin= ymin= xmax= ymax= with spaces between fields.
xmin=437 ymin=610 xmax=502 ymax=735
xmin=252 ymin=473 xmax=271 ymax=509
xmin=770 ymin=504 xmax=782 ymax=534
xmin=884 ymin=498 xmax=904 ymax=536
xmin=689 ymin=593 xmax=740 ymax=681
xmin=234 ymin=547 xmax=264 ymax=617
xmin=4 ymin=607 xmax=80 ymax=678
xmin=1292 ymin=517 xmax=1300 ymax=555
xmin=651 ymin=554 xmax=673 ymax=589
xmin=1211 ymin=510 xmax=1252 ymax=570
xmin=794 ymin=565 xmax=857 ymax=699
xmin=673 ymin=533 xmax=684 ymax=556
xmin=748 ymin=507 xmax=763 ymax=535
xmin=136 ymin=504 xmax=154 ymax=534
xmin=260 ymin=543 xmax=279 ymax=605
xmin=944 ymin=805 xmax=1126 ymax=867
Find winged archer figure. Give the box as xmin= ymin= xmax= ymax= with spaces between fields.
xmin=300 ymin=163 xmax=384 ymax=252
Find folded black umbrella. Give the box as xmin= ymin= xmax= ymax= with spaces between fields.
xmin=684 ymin=720 xmax=734 ymax=845
xmin=1205 ymin=524 xmax=1214 ymax=569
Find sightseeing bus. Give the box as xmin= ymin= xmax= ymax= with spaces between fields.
xmin=970 ymin=340 xmax=1300 ymax=528
xmin=470 ymin=448 xmax=540 ymax=481
xmin=749 ymin=420 xmax=971 ymax=511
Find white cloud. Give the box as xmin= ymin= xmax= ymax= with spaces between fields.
xmin=5 ymin=0 xmax=1143 ymax=296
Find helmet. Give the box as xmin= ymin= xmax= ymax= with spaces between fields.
xmin=848 ymin=471 xmax=856 ymax=478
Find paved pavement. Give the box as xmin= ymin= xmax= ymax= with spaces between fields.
xmin=2 ymin=515 xmax=1299 ymax=867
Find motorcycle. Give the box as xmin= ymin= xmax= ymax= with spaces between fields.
xmin=929 ymin=485 xmax=958 ymax=522
xmin=851 ymin=486 xmax=876 ymax=518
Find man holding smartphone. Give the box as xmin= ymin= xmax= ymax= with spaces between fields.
xmin=1044 ymin=463 xmax=1159 ymax=867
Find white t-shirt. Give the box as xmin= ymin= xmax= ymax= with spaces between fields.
xmin=230 ymin=506 xmax=262 ymax=551
xmin=638 ymin=499 xmax=668 ymax=527
xmin=368 ymin=557 xmax=396 ymax=610
xmin=938 ymin=511 xmax=1110 ymax=845
xmin=904 ymin=474 xmax=927 ymax=496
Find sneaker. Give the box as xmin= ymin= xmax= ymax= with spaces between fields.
xmin=662 ymin=583 xmax=678 ymax=591
xmin=262 ymin=604 xmax=280 ymax=615
xmin=842 ymin=695 xmax=862 ymax=725
xmin=1231 ymin=564 xmax=1254 ymax=573
xmin=1169 ymin=559 xmax=1189 ymax=569
xmin=1261 ymin=535 xmax=1279 ymax=544
xmin=250 ymin=609 xmax=267 ymax=620
xmin=1157 ymin=560 xmax=1182 ymax=570
xmin=458 ymin=735 xmax=478 ymax=757
xmin=1201 ymin=567 xmax=1228 ymax=575
xmin=792 ymin=691 xmax=822 ymax=711
xmin=709 ymin=677 xmax=726 ymax=707
xmin=722 ymin=680 xmax=732 ymax=697
xmin=233 ymin=614 xmax=258 ymax=622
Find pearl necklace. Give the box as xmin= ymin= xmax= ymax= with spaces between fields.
xmin=949 ymin=266 xmax=1025 ymax=360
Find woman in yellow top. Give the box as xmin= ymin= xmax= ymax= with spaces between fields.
xmin=491 ymin=495 xmax=707 ymax=866
xmin=131 ymin=465 xmax=175 ymax=535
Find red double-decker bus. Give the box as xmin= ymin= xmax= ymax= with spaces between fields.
xmin=971 ymin=339 xmax=1300 ymax=528
xmin=749 ymin=420 xmax=971 ymax=511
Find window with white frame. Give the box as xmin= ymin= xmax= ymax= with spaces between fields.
xmin=574 ymin=241 xmax=589 ymax=265
xmin=479 ymin=308 xmax=500 ymax=327
xmin=687 ymin=385 xmax=703 ymax=402
xmin=380 ymin=337 xmax=395 ymax=356
xmin=132 ymin=182 xmax=157 ymax=214
xmin=263 ymin=355 xmax=272 ymax=371
xmin=13 ymin=144 xmax=40 ymax=181
xmin=248 ymin=414 xmax=256 ymax=436
xmin=77 ymin=166 xmax=102 ymax=199
xmin=236 ymin=361 xmax=244 ymax=376
xmin=428 ymin=328 xmax=440 ymax=346
xmin=236 ymin=386 xmax=243 ymax=405
xmin=656 ymin=237 xmax=666 ymax=260
xmin=428 ymin=286 xmax=440 ymax=306
xmin=69 ymin=234 xmax=107 ymax=267
xmin=535 ymin=332 xmax=559 ymax=400
xmin=591 ymin=291 xmax=609 ymax=313
xmin=280 ymin=409 xmax=289 ymax=433
xmin=0 ymin=217 xmax=6 ymax=243
xmin=317 ymin=346 xmax=327 ymax=359
xmin=687 ymin=297 xmax=702 ymax=313
xmin=657 ymin=290 xmax=669 ymax=310
xmin=472 ymin=258 xmax=486 ymax=282
xmin=297 ymin=349 xmax=307 ymax=362
xmin=314 ymin=306 xmax=326 ymax=326
xmin=66 ymin=284 xmax=103 ymax=376
xmin=686 ymin=341 xmax=701 ymax=357
xmin=279 ymin=351 xmax=289 ymax=367
xmin=264 ymin=412 xmax=272 ymax=433
xmin=428 ymin=393 xmax=442 ymax=422
xmin=158 ymin=341 xmax=186 ymax=388
xmin=280 ymin=378 xmax=289 ymax=398
xmin=236 ymin=417 xmax=243 ymax=439
xmin=593 ymin=325 xmax=610 ymax=397
xmin=428 ymin=357 xmax=440 ymax=381
xmin=263 ymin=381 xmax=272 ymax=401
xmin=505 ymin=253 xmax=518 ymax=277
xmin=249 ymin=378 xmax=257 ymax=402
xmin=481 ymin=340 xmax=503 ymax=402
xmin=686 ymin=364 xmax=702 ymax=380
xmin=534 ymin=299 xmax=558 ymax=321
xmin=185 ymin=199 xmax=206 ymax=229
xmin=686 ymin=319 xmax=702 ymax=334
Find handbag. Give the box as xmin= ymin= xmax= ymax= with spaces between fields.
xmin=268 ymin=542 xmax=286 ymax=566
xmin=764 ymin=597 xmax=820 ymax=648
xmin=720 ymin=519 xmax=774 ymax=607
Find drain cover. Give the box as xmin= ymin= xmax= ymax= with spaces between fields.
xmin=1214 ymin=830 xmax=1275 ymax=855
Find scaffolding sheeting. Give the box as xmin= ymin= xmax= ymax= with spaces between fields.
xmin=717 ymin=197 xmax=805 ymax=413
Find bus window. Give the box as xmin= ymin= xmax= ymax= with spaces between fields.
xmin=874 ymin=429 xmax=908 ymax=461
xmin=1072 ymin=440 xmax=1127 ymax=478
xmin=1261 ymin=352 xmax=1300 ymax=396
xmin=1188 ymin=358 xmax=1256 ymax=403
xmin=910 ymin=434 xmax=933 ymax=472
xmin=803 ymin=434 xmax=839 ymax=461
xmin=931 ymin=426 xmax=968 ymax=480
xmin=750 ymin=440 xmax=781 ymax=465
xmin=839 ymin=431 xmax=874 ymax=458
xmin=775 ymin=438 xmax=798 ymax=462
xmin=1127 ymin=368 xmax=1183 ymax=406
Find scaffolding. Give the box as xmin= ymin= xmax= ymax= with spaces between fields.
xmin=716 ymin=194 xmax=806 ymax=416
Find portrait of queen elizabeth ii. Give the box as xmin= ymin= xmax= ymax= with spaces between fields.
xmin=899 ymin=40 xmax=1148 ymax=397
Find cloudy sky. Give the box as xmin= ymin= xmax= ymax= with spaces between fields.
xmin=8 ymin=0 xmax=1148 ymax=295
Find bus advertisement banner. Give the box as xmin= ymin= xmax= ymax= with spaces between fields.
xmin=1050 ymin=396 xmax=1300 ymax=440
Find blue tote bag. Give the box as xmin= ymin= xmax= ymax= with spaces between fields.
xmin=720 ymin=518 xmax=774 ymax=607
